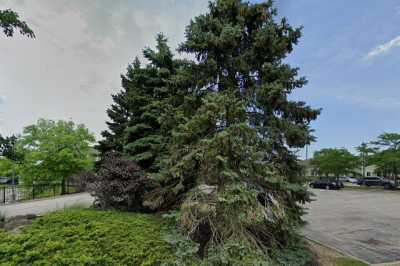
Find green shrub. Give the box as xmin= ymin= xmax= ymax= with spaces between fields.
xmin=0 ymin=208 xmax=175 ymax=266
xmin=88 ymin=152 xmax=160 ymax=212
xmin=272 ymin=246 xmax=314 ymax=266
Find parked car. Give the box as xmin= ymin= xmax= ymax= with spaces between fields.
xmin=0 ymin=177 xmax=18 ymax=185
xmin=357 ymin=177 xmax=383 ymax=187
xmin=0 ymin=177 xmax=11 ymax=185
xmin=309 ymin=179 xmax=344 ymax=190
xmin=358 ymin=176 xmax=399 ymax=189
xmin=381 ymin=179 xmax=399 ymax=190
xmin=346 ymin=177 xmax=359 ymax=184
xmin=339 ymin=176 xmax=359 ymax=184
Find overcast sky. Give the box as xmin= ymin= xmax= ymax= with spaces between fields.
xmin=1 ymin=0 xmax=400 ymax=157
xmin=0 ymin=0 xmax=209 ymax=137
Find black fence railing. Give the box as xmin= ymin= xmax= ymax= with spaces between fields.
xmin=0 ymin=183 xmax=82 ymax=205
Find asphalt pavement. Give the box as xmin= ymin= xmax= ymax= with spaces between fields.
xmin=304 ymin=188 xmax=400 ymax=265
xmin=0 ymin=193 xmax=94 ymax=219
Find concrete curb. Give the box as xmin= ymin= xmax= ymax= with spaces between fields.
xmin=373 ymin=262 xmax=400 ymax=266
xmin=306 ymin=237 xmax=372 ymax=266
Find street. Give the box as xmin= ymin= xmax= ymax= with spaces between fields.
xmin=0 ymin=193 xmax=94 ymax=219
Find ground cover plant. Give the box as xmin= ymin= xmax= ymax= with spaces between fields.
xmin=0 ymin=208 xmax=175 ymax=266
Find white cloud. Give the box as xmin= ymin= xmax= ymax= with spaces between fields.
xmin=366 ymin=35 xmax=400 ymax=59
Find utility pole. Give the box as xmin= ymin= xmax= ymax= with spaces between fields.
xmin=11 ymin=142 xmax=16 ymax=201
xmin=305 ymin=145 xmax=309 ymax=161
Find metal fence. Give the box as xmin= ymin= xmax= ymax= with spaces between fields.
xmin=0 ymin=183 xmax=82 ymax=205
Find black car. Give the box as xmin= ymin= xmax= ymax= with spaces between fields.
xmin=382 ymin=180 xmax=399 ymax=190
xmin=309 ymin=179 xmax=343 ymax=190
xmin=358 ymin=177 xmax=399 ymax=189
xmin=357 ymin=177 xmax=383 ymax=187
xmin=0 ymin=177 xmax=18 ymax=185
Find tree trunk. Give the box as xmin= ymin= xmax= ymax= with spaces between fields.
xmin=61 ymin=178 xmax=66 ymax=195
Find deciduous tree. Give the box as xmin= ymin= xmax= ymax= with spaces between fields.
xmin=311 ymin=148 xmax=358 ymax=179
xmin=370 ymin=133 xmax=400 ymax=182
xmin=16 ymin=119 xmax=95 ymax=192
xmin=0 ymin=135 xmax=23 ymax=162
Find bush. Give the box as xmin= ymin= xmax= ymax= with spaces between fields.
xmin=273 ymin=246 xmax=315 ymax=266
xmin=70 ymin=170 xmax=97 ymax=192
xmin=0 ymin=208 xmax=175 ymax=266
xmin=87 ymin=152 xmax=160 ymax=211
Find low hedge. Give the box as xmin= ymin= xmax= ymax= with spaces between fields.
xmin=0 ymin=208 xmax=175 ymax=266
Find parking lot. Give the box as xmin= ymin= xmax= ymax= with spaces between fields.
xmin=303 ymin=188 xmax=400 ymax=265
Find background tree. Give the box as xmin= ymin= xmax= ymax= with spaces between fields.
xmin=370 ymin=133 xmax=400 ymax=182
xmin=356 ymin=142 xmax=375 ymax=178
xmin=0 ymin=9 xmax=34 ymax=38
xmin=0 ymin=157 xmax=13 ymax=177
xmin=16 ymin=119 xmax=95 ymax=192
xmin=0 ymin=134 xmax=24 ymax=184
xmin=0 ymin=135 xmax=23 ymax=162
xmin=371 ymin=133 xmax=400 ymax=150
xmin=311 ymin=148 xmax=358 ymax=179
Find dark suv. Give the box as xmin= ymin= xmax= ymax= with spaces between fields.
xmin=357 ymin=177 xmax=383 ymax=186
xmin=357 ymin=177 xmax=398 ymax=189
xmin=309 ymin=179 xmax=344 ymax=190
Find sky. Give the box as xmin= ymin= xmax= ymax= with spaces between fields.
xmin=0 ymin=0 xmax=399 ymax=158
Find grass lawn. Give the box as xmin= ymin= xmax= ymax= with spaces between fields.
xmin=343 ymin=185 xmax=400 ymax=192
xmin=0 ymin=208 xmax=175 ymax=266
xmin=333 ymin=258 xmax=369 ymax=266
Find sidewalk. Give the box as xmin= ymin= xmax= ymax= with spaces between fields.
xmin=0 ymin=193 xmax=94 ymax=219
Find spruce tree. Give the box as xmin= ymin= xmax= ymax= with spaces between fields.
xmin=95 ymin=0 xmax=320 ymax=263
xmin=177 ymin=0 xmax=320 ymax=178
xmin=163 ymin=0 xmax=320 ymax=261
xmin=98 ymin=34 xmax=180 ymax=171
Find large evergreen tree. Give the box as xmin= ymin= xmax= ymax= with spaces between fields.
xmin=95 ymin=0 xmax=320 ymax=263
xmin=162 ymin=0 xmax=320 ymax=261
xmin=98 ymin=34 xmax=182 ymax=171
xmin=175 ymin=0 xmax=319 ymax=179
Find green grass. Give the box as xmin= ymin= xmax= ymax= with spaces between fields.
xmin=333 ymin=257 xmax=369 ymax=266
xmin=343 ymin=185 xmax=397 ymax=192
xmin=0 ymin=208 xmax=175 ymax=266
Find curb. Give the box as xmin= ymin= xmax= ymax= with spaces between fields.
xmin=305 ymin=237 xmax=372 ymax=266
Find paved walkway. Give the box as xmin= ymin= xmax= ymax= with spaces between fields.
xmin=304 ymin=188 xmax=400 ymax=265
xmin=0 ymin=193 xmax=94 ymax=219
